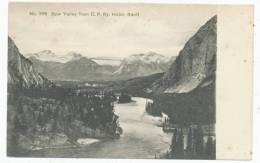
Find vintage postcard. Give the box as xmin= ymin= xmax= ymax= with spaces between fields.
xmin=7 ymin=3 xmax=253 ymax=160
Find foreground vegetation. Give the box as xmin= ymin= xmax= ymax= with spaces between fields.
xmin=7 ymin=85 xmax=122 ymax=156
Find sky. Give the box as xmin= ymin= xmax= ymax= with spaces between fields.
xmin=9 ymin=3 xmax=217 ymax=59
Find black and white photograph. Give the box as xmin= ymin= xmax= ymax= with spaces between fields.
xmin=5 ymin=2 xmax=253 ymax=160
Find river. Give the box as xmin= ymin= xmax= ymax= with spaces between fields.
xmin=28 ymin=97 xmax=172 ymax=158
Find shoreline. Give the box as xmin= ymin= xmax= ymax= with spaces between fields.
xmin=30 ymin=137 xmax=101 ymax=151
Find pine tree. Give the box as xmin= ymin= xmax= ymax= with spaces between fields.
xmin=195 ymin=127 xmax=204 ymax=157
xmin=174 ymin=129 xmax=184 ymax=158
xmin=205 ymin=136 xmax=214 ymax=159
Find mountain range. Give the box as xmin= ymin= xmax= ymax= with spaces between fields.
xmin=8 ymin=14 xmax=216 ymax=95
xmin=114 ymin=52 xmax=170 ymax=79
xmin=27 ymin=50 xmax=83 ymax=63
xmin=8 ymin=15 xmax=216 ymax=125
xmin=106 ymin=15 xmax=217 ymax=123
xmin=25 ymin=51 xmax=173 ymax=81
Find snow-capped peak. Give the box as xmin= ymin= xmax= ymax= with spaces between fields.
xmin=59 ymin=51 xmax=83 ymax=63
xmin=124 ymin=52 xmax=169 ymax=64
xmin=113 ymin=52 xmax=170 ymax=76
xmin=27 ymin=50 xmax=84 ymax=63
xmin=28 ymin=50 xmax=56 ymax=60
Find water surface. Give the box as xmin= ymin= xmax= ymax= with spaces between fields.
xmin=28 ymin=97 xmax=172 ymax=158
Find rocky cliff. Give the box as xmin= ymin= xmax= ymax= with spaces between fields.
xmin=152 ymin=16 xmax=216 ymax=94
xmin=8 ymin=37 xmax=53 ymax=89
xmin=147 ymin=16 xmax=216 ymax=125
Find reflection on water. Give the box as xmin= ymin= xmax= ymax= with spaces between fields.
xmin=28 ymin=97 xmax=172 ymax=158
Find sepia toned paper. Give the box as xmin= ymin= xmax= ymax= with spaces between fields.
xmin=7 ymin=3 xmax=253 ymax=160
xmin=216 ymin=5 xmax=253 ymax=160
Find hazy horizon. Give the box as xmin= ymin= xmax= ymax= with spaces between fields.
xmin=9 ymin=3 xmax=217 ymax=58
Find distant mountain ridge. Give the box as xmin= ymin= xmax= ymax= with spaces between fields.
xmin=27 ymin=51 xmax=172 ymax=81
xmin=91 ymin=57 xmax=122 ymax=66
xmin=27 ymin=50 xmax=84 ymax=63
xmin=28 ymin=56 xmax=119 ymax=81
xmin=113 ymin=52 xmax=170 ymax=79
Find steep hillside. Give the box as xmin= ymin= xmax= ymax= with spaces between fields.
xmin=152 ymin=16 xmax=216 ymax=94
xmin=105 ymin=73 xmax=164 ymax=97
xmin=8 ymin=37 xmax=53 ymax=89
xmin=53 ymin=57 xmax=100 ymax=80
xmin=148 ymin=16 xmax=217 ymax=125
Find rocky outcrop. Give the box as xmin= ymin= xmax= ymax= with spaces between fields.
xmin=8 ymin=37 xmax=53 ymax=89
xmin=147 ymin=16 xmax=217 ymax=160
xmin=148 ymin=16 xmax=217 ymax=125
xmin=152 ymin=16 xmax=216 ymax=94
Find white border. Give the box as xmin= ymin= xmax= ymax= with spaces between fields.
xmin=1 ymin=0 xmax=259 ymax=163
